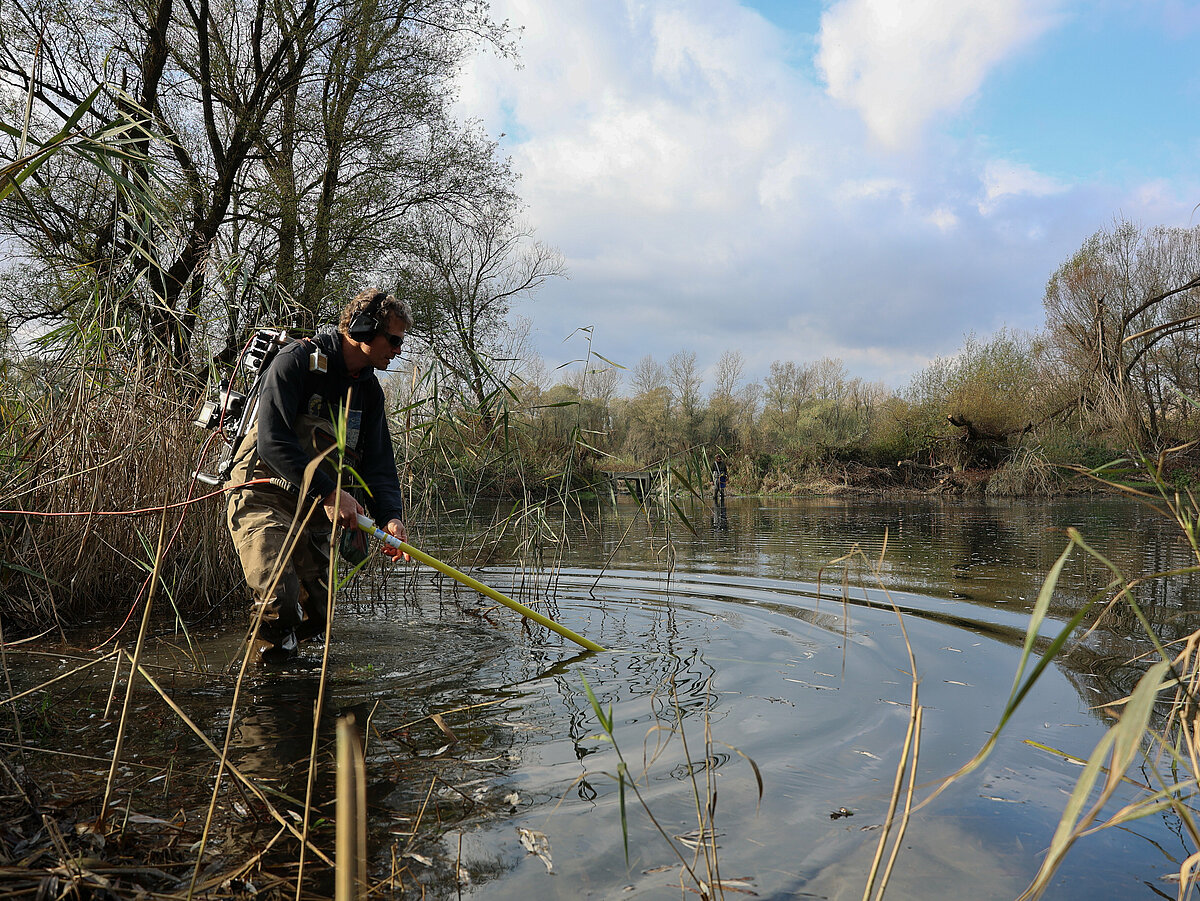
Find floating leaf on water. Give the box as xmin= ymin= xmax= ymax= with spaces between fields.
xmin=829 ymin=807 xmax=853 ymax=819
xmin=504 ymin=792 xmax=521 ymax=807
xmin=405 ymin=852 xmax=433 ymax=867
xmin=416 ymin=743 xmax=452 ymax=758
xmin=703 ymin=877 xmax=759 ymax=896
xmin=642 ymin=865 xmax=677 ymax=874
xmin=854 ymin=749 xmax=880 ymax=760
xmin=430 ymin=713 xmax=457 ymax=742
xmin=673 ymin=827 xmax=722 ymax=849
xmin=518 ymin=827 xmax=554 ymax=873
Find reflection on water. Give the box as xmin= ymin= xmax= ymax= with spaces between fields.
xmin=6 ymin=495 xmax=1198 ymax=899
xmin=431 ymin=494 xmax=1199 ymax=899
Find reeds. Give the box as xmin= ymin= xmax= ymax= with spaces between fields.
xmin=578 ymin=669 xmax=763 ymax=901
xmin=0 ymin=398 xmax=500 ymax=898
xmin=930 ymin=446 xmax=1200 ymax=899
xmin=0 ymin=308 xmax=242 ymax=629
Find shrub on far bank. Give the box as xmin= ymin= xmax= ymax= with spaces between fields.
xmin=985 ymin=445 xmax=1061 ymax=496
xmin=1035 ymin=427 xmax=1124 ymax=470
xmin=858 ymin=396 xmax=929 ymax=466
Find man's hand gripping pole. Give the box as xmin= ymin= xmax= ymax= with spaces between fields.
xmin=356 ymin=514 xmax=605 ymax=653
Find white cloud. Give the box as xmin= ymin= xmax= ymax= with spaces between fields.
xmin=838 ymin=177 xmax=914 ymax=206
xmin=756 ymin=147 xmax=814 ymax=208
xmin=453 ymin=0 xmax=1195 ymax=389
xmin=927 ymin=207 xmax=959 ymax=232
xmin=815 ymin=0 xmax=1062 ymax=148
xmin=978 ymin=159 xmax=1067 ymax=213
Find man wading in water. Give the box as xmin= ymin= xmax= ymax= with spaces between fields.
xmin=712 ymin=452 xmax=728 ymax=504
xmin=226 ymin=289 xmax=410 ymax=664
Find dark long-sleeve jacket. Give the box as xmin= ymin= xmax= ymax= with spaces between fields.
xmin=250 ymin=330 xmax=404 ymax=525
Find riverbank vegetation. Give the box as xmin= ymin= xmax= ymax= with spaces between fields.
xmin=504 ymin=217 xmax=1200 ymax=499
xmin=2 ymin=0 xmax=1200 ymax=629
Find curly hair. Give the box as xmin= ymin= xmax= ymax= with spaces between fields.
xmin=338 ymin=288 xmax=414 ymax=336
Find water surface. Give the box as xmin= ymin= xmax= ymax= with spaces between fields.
xmin=8 ymin=495 xmax=1198 ymax=899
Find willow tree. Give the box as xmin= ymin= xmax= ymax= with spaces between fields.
xmin=395 ymin=202 xmax=564 ymax=424
xmin=704 ymin=349 xmax=749 ymax=451
xmin=0 ymin=0 xmax=514 ymax=362
xmin=1043 ymin=219 xmax=1200 ymax=447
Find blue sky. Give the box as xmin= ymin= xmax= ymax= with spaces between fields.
xmin=456 ymin=0 xmax=1200 ymax=391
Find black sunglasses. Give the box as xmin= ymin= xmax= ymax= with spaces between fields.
xmin=383 ymin=331 xmax=404 ymax=349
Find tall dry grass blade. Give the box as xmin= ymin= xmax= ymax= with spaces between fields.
xmin=299 ymin=398 xmax=356 ymax=898
xmin=0 ymin=649 xmax=119 ymax=709
xmin=673 ymin=674 xmax=718 ymax=896
xmin=187 ymin=483 xmax=326 ymax=901
xmin=0 ymin=615 xmax=25 ymax=762
xmin=99 ymin=497 xmax=169 ymax=828
xmin=130 ymin=658 xmax=331 ymax=865
xmin=102 ymin=650 xmax=123 ymax=720
xmin=875 ymin=705 xmax=922 ymax=899
xmin=336 ymin=714 xmax=368 ymax=901
xmin=297 ymin=520 xmax=341 ymax=899
xmin=861 ymin=640 xmax=921 ymax=901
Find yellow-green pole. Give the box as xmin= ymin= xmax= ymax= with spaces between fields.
xmin=356 ymin=515 xmax=605 ymax=653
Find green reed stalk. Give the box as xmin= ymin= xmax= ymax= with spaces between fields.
xmin=928 ymin=443 xmax=1200 ymax=899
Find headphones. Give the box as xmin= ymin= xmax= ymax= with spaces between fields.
xmin=347 ymin=292 xmax=387 ymax=341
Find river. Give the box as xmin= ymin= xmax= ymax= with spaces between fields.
xmin=5 ymin=494 xmax=1198 ymax=899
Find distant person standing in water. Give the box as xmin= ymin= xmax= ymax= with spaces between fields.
xmin=226 ymin=288 xmax=411 ymax=664
xmin=712 ymin=453 xmax=728 ymax=504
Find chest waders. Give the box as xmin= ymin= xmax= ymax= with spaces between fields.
xmin=226 ymin=412 xmax=356 ymax=662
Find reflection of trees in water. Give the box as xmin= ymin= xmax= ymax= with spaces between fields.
xmin=1057 ymin=565 xmax=1200 ymax=713
xmin=412 ymin=496 xmax=1200 ymax=879
xmin=551 ymin=496 xmax=1200 ymax=741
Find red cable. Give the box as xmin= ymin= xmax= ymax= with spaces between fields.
xmin=14 ymin=332 xmax=289 ymax=647
xmin=0 ymin=478 xmax=275 ymax=519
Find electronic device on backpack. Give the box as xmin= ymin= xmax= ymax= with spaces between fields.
xmin=192 ymin=329 xmax=293 ymax=486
